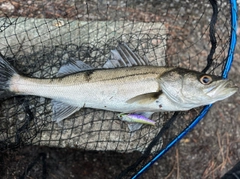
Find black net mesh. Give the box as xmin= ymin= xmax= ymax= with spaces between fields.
xmin=0 ymin=0 xmax=236 ymax=178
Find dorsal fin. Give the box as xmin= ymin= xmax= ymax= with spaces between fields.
xmin=57 ymin=60 xmax=93 ymax=77
xmin=103 ymin=43 xmax=150 ymax=68
xmin=57 ymin=43 xmax=149 ymax=76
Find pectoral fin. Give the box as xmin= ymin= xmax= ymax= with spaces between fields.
xmin=52 ymin=100 xmax=81 ymax=123
xmin=126 ymin=91 xmax=162 ymax=104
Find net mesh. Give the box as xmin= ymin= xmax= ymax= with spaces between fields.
xmin=0 ymin=0 xmax=235 ymax=178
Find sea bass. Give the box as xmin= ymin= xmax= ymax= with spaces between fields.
xmin=0 ymin=44 xmax=238 ymax=131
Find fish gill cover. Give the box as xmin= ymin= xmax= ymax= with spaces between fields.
xmin=0 ymin=0 xmax=237 ymax=178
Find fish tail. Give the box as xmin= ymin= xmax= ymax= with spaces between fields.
xmin=0 ymin=55 xmax=18 ymax=99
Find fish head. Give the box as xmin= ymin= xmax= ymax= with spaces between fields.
xmin=159 ymin=68 xmax=238 ymax=109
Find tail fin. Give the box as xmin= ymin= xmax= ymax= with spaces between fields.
xmin=0 ymin=55 xmax=18 ymax=99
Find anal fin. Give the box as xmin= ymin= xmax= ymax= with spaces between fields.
xmin=52 ymin=100 xmax=81 ymax=123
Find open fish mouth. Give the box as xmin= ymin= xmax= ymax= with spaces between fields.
xmin=206 ymin=80 xmax=238 ymax=98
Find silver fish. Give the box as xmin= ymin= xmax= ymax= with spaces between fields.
xmin=0 ymin=44 xmax=238 ymax=132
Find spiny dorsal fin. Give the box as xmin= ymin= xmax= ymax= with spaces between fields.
xmin=117 ymin=43 xmax=148 ymax=66
xmin=103 ymin=43 xmax=149 ymax=68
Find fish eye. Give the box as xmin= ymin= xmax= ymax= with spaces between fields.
xmin=200 ymin=75 xmax=212 ymax=85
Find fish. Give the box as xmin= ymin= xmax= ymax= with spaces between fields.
xmin=0 ymin=44 xmax=238 ymax=132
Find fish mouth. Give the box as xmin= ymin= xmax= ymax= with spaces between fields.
xmin=206 ymin=80 xmax=238 ymax=99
